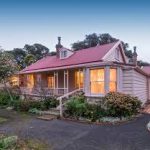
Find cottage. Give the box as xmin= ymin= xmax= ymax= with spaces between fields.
xmin=19 ymin=37 xmax=150 ymax=104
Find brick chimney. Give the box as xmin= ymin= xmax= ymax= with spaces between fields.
xmin=55 ymin=37 xmax=63 ymax=57
xmin=132 ymin=46 xmax=138 ymax=66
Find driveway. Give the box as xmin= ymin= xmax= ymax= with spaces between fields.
xmin=0 ymin=109 xmax=150 ymax=150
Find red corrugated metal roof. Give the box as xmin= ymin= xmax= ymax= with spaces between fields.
xmin=21 ymin=42 xmax=118 ymax=73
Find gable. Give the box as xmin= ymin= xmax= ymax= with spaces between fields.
xmin=102 ymin=41 xmax=126 ymax=63
xmin=59 ymin=47 xmax=74 ymax=59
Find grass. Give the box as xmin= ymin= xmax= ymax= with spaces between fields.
xmin=16 ymin=139 xmax=51 ymax=150
xmin=0 ymin=135 xmax=51 ymax=150
xmin=0 ymin=117 xmax=7 ymax=123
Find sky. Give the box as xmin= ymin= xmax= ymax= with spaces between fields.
xmin=0 ymin=0 xmax=150 ymax=61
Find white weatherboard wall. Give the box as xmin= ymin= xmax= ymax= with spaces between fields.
xmin=104 ymin=48 xmax=124 ymax=63
xmin=148 ymin=78 xmax=150 ymax=101
xmin=122 ymin=69 xmax=148 ymax=104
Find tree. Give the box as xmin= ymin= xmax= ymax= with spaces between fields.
xmin=137 ymin=60 xmax=150 ymax=67
xmin=121 ymin=42 xmax=133 ymax=58
xmin=24 ymin=43 xmax=49 ymax=60
xmin=9 ymin=43 xmax=50 ymax=69
xmin=24 ymin=54 xmax=36 ymax=66
xmin=8 ymin=48 xmax=26 ymax=70
xmin=72 ymin=33 xmax=118 ymax=51
xmin=0 ymin=49 xmax=18 ymax=102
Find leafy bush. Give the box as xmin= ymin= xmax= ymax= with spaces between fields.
xmin=43 ymin=97 xmax=59 ymax=109
xmin=0 ymin=91 xmax=10 ymax=106
xmin=28 ymin=108 xmax=40 ymax=114
xmin=0 ymin=136 xmax=18 ymax=149
xmin=85 ymin=104 xmax=107 ymax=122
xmin=14 ymin=100 xmax=44 ymax=112
xmin=104 ymin=92 xmax=142 ymax=118
xmin=0 ymin=90 xmax=20 ymax=106
xmin=14 ymin=96 xmax=59 ymax=112
xmin=65 ymin=95 xmax=87 ymax=119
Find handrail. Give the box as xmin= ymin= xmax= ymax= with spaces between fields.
xmin=57 ymin=89 xmax=81 ymax=117
xmin=57 ymin=89 xmax=81 ymax=101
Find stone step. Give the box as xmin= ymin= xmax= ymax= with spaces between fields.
xmin=37 ymin=114 xmax=57 ymax=121
xmin=40 ymin=109 xmax=60 ymax=116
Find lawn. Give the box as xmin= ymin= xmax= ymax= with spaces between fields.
xmin=0 ymin=117 xmax=7 ymax=123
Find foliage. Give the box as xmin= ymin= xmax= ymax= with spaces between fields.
xmin=65 ymin=94 xmax=106 ymax=121
xmin=65 ymin=92 xmax=142 ymax=122
xmin=71 ymin=33 xmax=144 ymax=62
xmin=72 ymin=33 xmax=117 ymax=51
xmin=0 ymin=135 xmax=49 ymax=150
xmin=28 ymin=108 xmax=40 ymax=114
xmin=8 ymin=48 xmax=26 ymax=70
xmin=14 ymin=100 xmax=44 ymax=112
xmin=0 ymin=90 xmax=19 ymax=106
xmin=14 ymin=97 xmax=59 ymax=112
xmin=24 ymin=54 xmax=36 ymax=66
xmin=85 ymin=104 xmax=106 ymax=122
xmin=65 ymin=95 xmax=87 ymax=119
xmin=0 ymin=50 xmax=18 ymax=82
xmin=137 ymin=60 xmax=150 ymax=67
xmin=0 ymin=117 xmax=7 ymax=123
xmin=24 ymin=43 xmax=49 ymax=60
xmin=104 ymin=92 xmax=142 ymax=118
xmin=0 ymin=135 xmax=18 ymax=149
xmin=43 ymin=97 xmax=59 ymax=109
xmin=7 ymin=43 xmax=50 ymax=69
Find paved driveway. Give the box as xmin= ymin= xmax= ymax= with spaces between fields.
xmin=0 ymin=109 xmax=150 ymax=150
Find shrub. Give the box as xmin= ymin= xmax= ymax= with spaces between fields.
xmin=14 ymin=100 xmax=44 ymax=112
xmin=85 ymin=104 xmax=107 ymax=122
xmin=0 ymin=91 xmax=10 ymax=106
xmin=0 ymin=90 xmax=20 ymax=106
xmin=65 ymin=95 xmax=87 ymax=119
xmin=43 ymin=97 xmax=59 ymax=109
xmin=0 ymin=136 xmax=18 ymax=149
xmin=28 ymin=108 xmax=40 ymax=114
xmin=104 ymin=92 xmax=142 ymax=118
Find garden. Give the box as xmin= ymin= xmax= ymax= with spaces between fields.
xmin=0 ymin=89 xmax=142 ymax=123
xmin=64 ymin=92 xmax=142 ymax=123
xmin=0 ymin=89 xmax=144 ymax=149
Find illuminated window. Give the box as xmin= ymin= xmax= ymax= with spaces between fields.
xmin=75 ymin=70 xmax=83 ymax=89
xmin=90 ymin=69 xmax=104 ymax=94
xmin=27 ymin=74 xmax=34 ymax=88
xmin=10 ymin=76 xmax=19 ymax=86
xmin=109 ymin=68 xmax=117 ymax=92
xmin=48 ymin=76 xmax=54 ymax=88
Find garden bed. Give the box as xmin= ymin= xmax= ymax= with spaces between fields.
xmin=61 ymin=114 xmax=141 ymax=125
xmin=63 ymin=92 xmax=142 ymax=125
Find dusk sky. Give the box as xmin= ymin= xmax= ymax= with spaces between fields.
xmin=0 ymin=0 xmax=150 ymax=61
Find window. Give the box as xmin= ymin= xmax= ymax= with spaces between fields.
xmin=61 ymin=50 xmax=67 ymax=58
xmin=48 ymin=76 xmax=54 ymax=88
xmin=10 ymin=76 xmax=19 ymax=86
xmin=90 ymin=69 xmax=104 ymax=94
xmin=75 ymin=70 xmax=83 ymax=89
xmin=27 ymin=74 xmax=34 ymax=88
xmin=109 ymin=68 xmax=117 ymax=92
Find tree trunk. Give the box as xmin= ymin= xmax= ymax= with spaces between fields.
xmin=3 ymin=80 xmax=13 ymax=104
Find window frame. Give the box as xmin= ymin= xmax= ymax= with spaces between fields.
xmin=90 ymin=68 xmax=105 ymax=95
xmin=48 ymin=76 xmax=54 ymax=89
xmin=60 ymin=50 xmax=67 ymax=59
xmin=75 ymin=70 xmax=84 ymax=89
xmin=109 ymin=68 xmax=117 ymax=92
